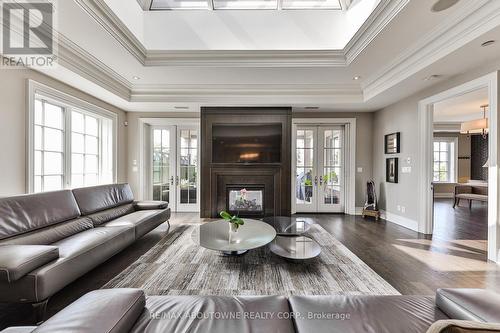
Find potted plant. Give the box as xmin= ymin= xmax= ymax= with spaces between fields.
xmin=220 ymin=211 xmax=244 ymax=243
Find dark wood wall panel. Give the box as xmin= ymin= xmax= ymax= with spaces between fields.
xmin=200 ymin=107 xmax=292 ymax=218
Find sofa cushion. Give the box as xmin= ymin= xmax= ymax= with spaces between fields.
xmin=130 ymin=295 xmax=295 ymax=333
xmin=33 ymin=289 xmax=145 ymax=333
xmin=0 ymin=191 xmax=81 ymax=240
xmin=102 ymin=209 xmax=170 ymax=238
xmin=72 ymin=184 xmax=134 ymax=215
xmin=0 ymin=227 xmax=135 ymax=303
xmin=134 ymin=201 xmax=169 ymax=210
xmin=436 ymin=289 xmax=500 ymax=323
xmin=0 ymin=218 xmax=93 ymax=246
xmin=0 ymin=245 xmax=59 ymax=282
xmin=86 ymin=204 xmax=135 ymax=226
xmin=289 ymin=295 xmax=448 ymax=333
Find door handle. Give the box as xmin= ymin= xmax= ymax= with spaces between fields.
xmin=176 ymin=176 xmax=179 ymax=186
xmin=314 ymin=176 xmax=318 ymax=186
xmin=170 ymin=176 xmax=174 ymax=186
xmin=319 ymin=176 xmax=323 ymax=186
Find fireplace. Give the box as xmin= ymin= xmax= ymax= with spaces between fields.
xmin=227 ymin=186 xmax=264 ymax=217
xmin=200 ymin=107 xmax=292 ymax=218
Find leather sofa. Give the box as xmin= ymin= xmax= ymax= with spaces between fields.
xmin=2 ymin=288 xmax=500 ymax=333
xmin=0 ymin=184 xmax=170 ymax=315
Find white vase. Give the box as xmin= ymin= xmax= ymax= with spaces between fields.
xmin=228 ymin=223 xmax=238 ymax=244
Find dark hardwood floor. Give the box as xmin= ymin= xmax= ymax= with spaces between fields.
xmin=1 ymin=202 xmax=498 ymax=329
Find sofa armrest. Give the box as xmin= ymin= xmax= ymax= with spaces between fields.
xmin=436 ymin=288 xmax=500 ymax=322
xmin=427 ymin=320 xmax=500 ymax=333
xmin=0 ymin=245 xmax=59 ymax=283
xmin=34 ymin=289 xmax=145 ymax=333
xmin=134 ymin=201 xmax=168 ymax=210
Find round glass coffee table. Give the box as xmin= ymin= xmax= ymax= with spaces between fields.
xmin=263 ymin=216 xmax=321 ymax=260
xmin=261 ymin=216 xmax=313 ymax=236
xmin=192 ymin=219 xmax=276 ymax=255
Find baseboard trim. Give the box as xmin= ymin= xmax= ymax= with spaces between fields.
xmin=434 ymin=193 xmax=454 ymax=199
xmin=380 ymin=210 xmax=419 ymax=232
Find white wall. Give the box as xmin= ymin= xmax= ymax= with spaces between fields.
xmin=0 ymin=69 xmax=128 ymax=197
xmin=373 ymin=58 xmax=500 ymax=230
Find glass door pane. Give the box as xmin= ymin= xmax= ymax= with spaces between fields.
xmin=177 ymin=127 xmax=199 ymax=211
xmin=152 ymin=128 xmax=173 ymax=203
xmin=319 ymin=127 xmax=344 ymax=212
xmin=295 ymin=128 xmax=317 ymax=212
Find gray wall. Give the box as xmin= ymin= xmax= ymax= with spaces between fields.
xmin=127 ymin=112 xmax=200 ymax=198
xmin=0 ymin=69 xmax=128 ymax=197
xmin=127 ymin=111 xmax=373 ymax=207
xmin=373 ymin=58 xmax=500 ymax=223
xmin=293 ymin=112 xmax=374 ymax=208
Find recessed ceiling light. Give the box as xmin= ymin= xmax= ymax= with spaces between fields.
xmin=481 ymin=40 xmax=496 ymax=47
xmin=423 ymin=75 xmax=442 ymax=81
xmin=431 ymin=0 xmax=460 ymax=12
xmin=353 ymin=76 xmax=361 ymax=80
xmin=132 ymin=76 xmax=140 ymax=80
xmin=304 ymin=106 xmax=320 ymax=110
xmin=174 ymin=106 xmax=190 ymax=110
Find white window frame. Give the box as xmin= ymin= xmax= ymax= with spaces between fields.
xmin=27 ymin=80 xmax=118 ymax=193
xmin=432 ymin=136 xmax=458 ymax=183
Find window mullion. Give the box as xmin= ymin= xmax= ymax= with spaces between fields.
xmin=64 ymin=107 xmax=71 ymax=189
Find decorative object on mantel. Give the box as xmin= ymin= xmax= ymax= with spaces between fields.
xmin=362 ymin=181 xmax=380 ymax=221
xmin=220 ymin=210 xmax=245 ymax=244
xmin=385 ymin=132 xmax=401 ymax=154
xmin=461 ymin=104 xmax=489 ymax=139
xmin=386 ymin=158 xmax=399 ymax=183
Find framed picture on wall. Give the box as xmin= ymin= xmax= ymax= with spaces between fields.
xmin=386 ymin=158 xmax=399 ymax=183
xmin=385 ymin=132 xmax=401 ymax=154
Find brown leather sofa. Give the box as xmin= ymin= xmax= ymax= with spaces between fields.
xmin=2 ymin=288 xmax=500 ymax=333
xmin=0 ymin=184 xmax=170 ymax=317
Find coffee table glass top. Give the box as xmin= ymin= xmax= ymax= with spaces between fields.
xmin=269 ymin=236 xmax=321 ymax=260
xmin=192 ymin=219 xmax=276 ymax=253
xmin=261 ymin=216 xmax=313 ymax=236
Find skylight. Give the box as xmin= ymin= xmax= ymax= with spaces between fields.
xmin=150 ymin=0 xmax=343 ymax=10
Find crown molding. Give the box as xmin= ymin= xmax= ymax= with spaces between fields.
xmin=145 ymin=49 xmax=347 ymax=67
xmin=136 ymin=0 xmax=152 ymax=10
xmin=74 ymin=0 xmax=408 ymax=68
xmin=344 ymin=0 xmax=410 ymax=65
xmin=74 ymin=0 xmax=147 ymax=64
xmin=363 ymin=0 xmax=500 ymax=100
xmin=130 ymin=83 xmax=363 ymax=102
xmin=56 ymin=33 xmax=132 ymax=100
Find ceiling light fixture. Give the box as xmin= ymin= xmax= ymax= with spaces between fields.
xmin=353 ymin=76 xmax=361 ymax=80
xmin=423 ymin=75 xmax=442 ymax=81
xmin=304 ymin=106 xmax=320 ymax=110
xmin=132 ymin=76 xmax=140 ymax=80
xmin=431 ymin=0 xmax=460 ymax=12
xmin=461 ymin=104 xmax=489 ymax=139
xmin=481 ymin=40 xmax=496 ymax=47
xmin=174 ymin=106 xmax=190 ymax=110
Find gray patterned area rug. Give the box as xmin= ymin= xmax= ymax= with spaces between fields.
xmin=103 ymin=224 xmax=400 ymax=296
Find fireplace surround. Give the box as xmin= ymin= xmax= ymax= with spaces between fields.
xmin=200 ymin=107 xmax=292 ymax=218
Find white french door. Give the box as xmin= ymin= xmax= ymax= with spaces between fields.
xmin=152 ymin=125 xmax=199 ymax=212
xmin=295 ymin=126 xmax=345 ymax=213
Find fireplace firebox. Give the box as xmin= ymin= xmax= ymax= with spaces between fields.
xmin=227 ymin=186 xmax=264 ymax=217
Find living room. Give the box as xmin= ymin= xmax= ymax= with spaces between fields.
xmin=1 ymin=0 xmax=500 ymax=332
